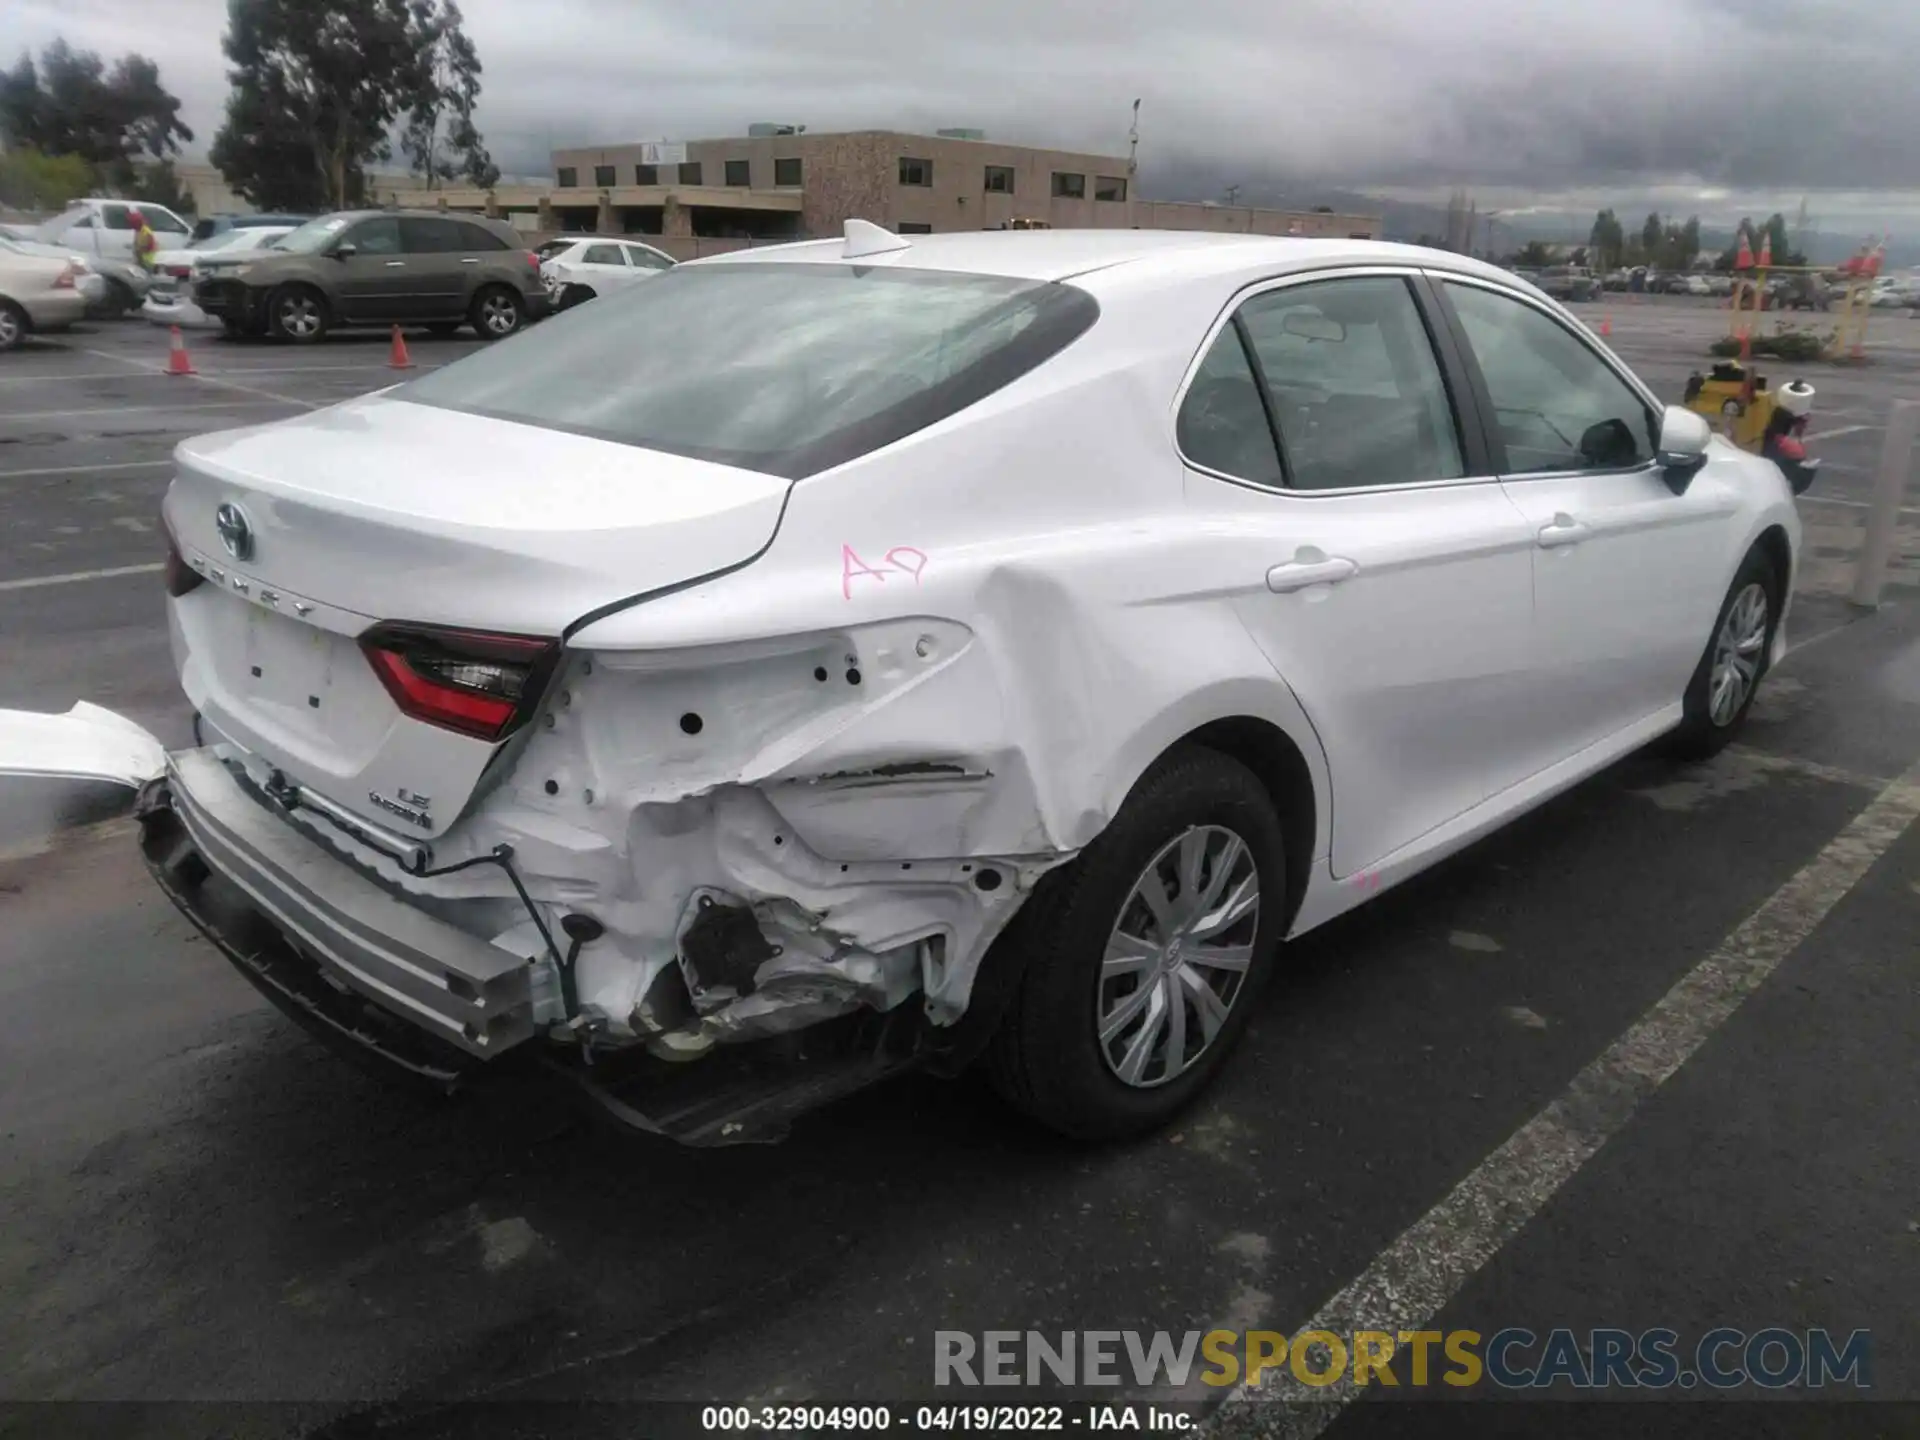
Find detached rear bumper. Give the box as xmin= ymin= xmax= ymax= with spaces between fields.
xmin=139 ymin=750 xmax=535 ymax=1061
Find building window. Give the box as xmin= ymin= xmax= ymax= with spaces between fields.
xmin=984 ymin=165 xmax=1015 ymax=194
xmin=1095 ymin=175 xmax=1128 ymax=202
xmin=725 ymin=159 xmax=751 ymax=187
xmin=1051 ymin=172 xmax=1086 ymax=199
xmin=899 ymin=157 xmax=932 ymax=187
xmin=593 ymin=164 xmax=615 ymax=187
xmin=774 ymin=156 xmax=803 ymax=187
xmin=898 ymin=222 xmax=933 ymax=234
xmin=635 ymin=164 xmax=659 ymax=185
xmin=678 ymin=161 xmax=703 ymax=185
xmin=556 ymin=167 xmax=578 ymax=187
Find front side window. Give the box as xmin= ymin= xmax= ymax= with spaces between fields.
xmin=1444 ymin=281 xmax=1655 ymax=473
xmin=625 ymin=244 xmax=673 ymax=270
xmin=400 ymin=264 xmax=1099 ymax=479
xmin=148 ymin=208 xmax=189 ymax=233
xmin=1052 ymin=172 xmax=1086 ymax=199
xmin=346 ymin=217 xmax=404 ymax=255
xmin=101 ymin=204 xmax=133 ymax=231
xmin=1236 ymin=276 xmax=1464 ymax=491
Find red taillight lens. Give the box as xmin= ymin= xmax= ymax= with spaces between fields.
xmin=162 ymin=513 xmax=204 ymax=597
xmin=526 ymin=251 xmax=540 ymax=271
xmin=361 ymin=624 xmax=560 ymax=741
xmin=165 ymin=264 xmax=193 ymax=279
xmin=53 ymin=265 xmax=77 ymax=290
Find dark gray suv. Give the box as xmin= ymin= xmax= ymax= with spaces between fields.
xmin=193 ymin=210 xmax=549 ymax=343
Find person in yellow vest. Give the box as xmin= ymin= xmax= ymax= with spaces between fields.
xmin=128 ymin=207 xmax=159 ymax=273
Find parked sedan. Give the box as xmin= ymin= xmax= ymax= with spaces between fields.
xmin=0 ymin=236 xmax=109 ymax=314
xmin=143 ymin=226 xmax=296 ymax=328
xmin=192 ymin=210 xmax=548 ymax=342
xmin=131 ymin=228 xmax=1802 ymax=1143
xmin=536 ymin=235 xmax=676 ymax=309
xmin=0 ymin=246 xmax=87 ymax=350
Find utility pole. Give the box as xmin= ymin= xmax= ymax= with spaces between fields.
xmin=1224 ymin=184 xmax=1241 ymax=206
xmin=1127 ymin=99 xmax=1140 ymax=182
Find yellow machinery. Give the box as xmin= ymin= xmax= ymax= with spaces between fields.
xmin=1682 ymin=360 xmax=1782 ymax=450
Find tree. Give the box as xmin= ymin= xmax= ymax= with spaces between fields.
xmin=0 ymin=146 xmax=94 ymax=210
xmin=1641 ymin=212 xmax=1662 ymax=259
xmin=1589 ymin=209 xmax=1625 ymax=271
xmin=211 ymin=0 xmax=430 ymax=211
xmin=401 ymin=0 xmax=497 ymax=190
xmin=1514 ymin=239 xmax=1556 ymax=268
xmin=0 ymin=40 xmax=190 ymax=172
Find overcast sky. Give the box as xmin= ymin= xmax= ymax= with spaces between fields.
xmin=12 ymin=0 xmax=1920 ymax=232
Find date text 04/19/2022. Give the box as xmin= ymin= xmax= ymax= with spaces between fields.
xmin=700 ymin=1403 xmax=1195 ymax=1432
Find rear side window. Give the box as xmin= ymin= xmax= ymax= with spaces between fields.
xmin=400 ymin=217 xmax=466 ymax=252
xmin=582 ymin=243 xmax=626 ymax=266
xmin=348 ymin=217 xmax=404 ymax=254
xmin=400 ymin=263 xmax=1100 ymax=479
xmin=1237 ymin=277 xmax=1464 ymax=491
xmin=1178 ymin=327 xmax=1283 ymax=486
xmin=460 ymin=222 xmax=509 ymax=251
xmin=624 ymin=245 xmax=672 ymax=270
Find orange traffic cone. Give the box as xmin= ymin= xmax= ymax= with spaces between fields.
xmin=165 ymin=325 xmax=196 ymax=376
xmin=388 ymin=325 xmax=415 ymax=371
xmin=1599 ymin=315 xmax=1612 ymax=337
xmin=1757 ymin=232 xmax=1773 ymax=268
xmin=1734 ymin=232 xmax=1754 ymax=271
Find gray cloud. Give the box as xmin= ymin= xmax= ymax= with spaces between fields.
xmin=11 ymin=0 xmax=1918 ymax=216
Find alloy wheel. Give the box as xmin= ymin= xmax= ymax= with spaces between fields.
xmin=0 ymin=307 xmax=20 ymax=350
xmin=278 ymin=295 xmax=320 ymax=339
xmin=1096 ymin=825 xmax=1260 ymax=1088
xmin=1708 ymin=581 xmax=1769 ymax=726
xmin=480 ymin=293 xmax=520 ymax=336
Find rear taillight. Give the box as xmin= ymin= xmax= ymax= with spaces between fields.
xmin=361 ymin=623 xmax=560 ymax=741
xmin=53 ymin=265 xmax=76 ymax=290
xmin=162 ymin=513 xmax=204 ymax=597
xmin=165 ymin=264 xmax=193 ymax=279
xmin=525 ymin=251 xmax=541 ymax=272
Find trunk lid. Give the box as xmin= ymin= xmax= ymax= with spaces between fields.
xmin=165 ymin=395 xmax=790 ymax=839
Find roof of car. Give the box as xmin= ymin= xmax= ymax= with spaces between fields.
xmin=691 ymin=228 xmax=1527 ymax=289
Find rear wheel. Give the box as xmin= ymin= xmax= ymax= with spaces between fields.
xmin=988 ymin=746 xmax=1285 ymax=1139
xmin=1667 ymin=547 xmax=1781 ymax=760
xmin=268 ymin=285 xmax=328 ymax=344
xmin=0 ymin=301 xmax=27 ymax=352
xmin=470 ymin=285 xmax=524 ymax=340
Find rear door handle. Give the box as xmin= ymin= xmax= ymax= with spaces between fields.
xmin=460 ymin=257 xmax=480 ymax=264
xmin=1536 ymin=513 xmax=1592 ymax=548
xmin=1266 ymin=555 xmax=1359 ymax=593
xmin=384 ymin=260 xmax=406 ymax=268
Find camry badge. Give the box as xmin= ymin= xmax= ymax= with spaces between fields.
xmin=215 ymin=501 xmax=254 ymax=561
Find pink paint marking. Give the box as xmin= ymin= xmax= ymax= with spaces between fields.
xmin=842 ymin=544 xmax=929 ymax=598
xmin=884 ymin=546 xmax=928 ymax=584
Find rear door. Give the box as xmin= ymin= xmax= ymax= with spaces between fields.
xmin=1181 ymin=269 xmax=1539 ymax=877
xmin=1433 ymin=276 xmax=1732 ymax=762
xmin=399 ymin=217 xmax=470 ymax=317
xmin=452 ymin=219 xmax=522 ymax=306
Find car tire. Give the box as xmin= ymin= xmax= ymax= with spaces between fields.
xmin=0 ymin=300 xmax=28 ymax=352
xmin=470 ymin=285 xmax=524 ymax=340
xmin=1667 ymin=546 xmax=1782 ymax=761
xmin=267 ymin=285 xmax=328 ymax=344
xmin=987 ymin=745 xmax=1285 ymax=1140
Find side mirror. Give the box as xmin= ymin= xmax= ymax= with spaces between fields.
xmin=1655 ymin=404 xmax=1712 ymax=494
xmin=330 ymin=242 xmax=357 ymax=260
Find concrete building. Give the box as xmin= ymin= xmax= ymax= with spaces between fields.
xmin=423 ymin=129 xmax=1380 ymax=259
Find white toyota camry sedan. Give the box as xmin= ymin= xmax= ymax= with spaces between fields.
xmin=137 ymin=224 xmax=1803 ymax=1144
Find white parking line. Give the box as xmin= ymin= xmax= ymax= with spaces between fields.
xmin=1223 ymin=752 xmax=1920 ymax=1433
xmin=0 ymin=400 xmax=290 ymax=421
xmin=80 ymin=348 xmax=318 ymax=410
xmin=1810 ymin=423 xmax=1877 ymax=441
xmin=0 ymin=459 xmax=174 ymax=481
xmin=1798 ymin=493 xmax=1920 ymax=518
xmin=0 ymin=562 xmax=164 ymax=593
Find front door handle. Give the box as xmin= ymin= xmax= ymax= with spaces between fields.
xmin=1266 ymin=553 xmax=1359 ymax=593
xmin=1536 ymin=513 xmax=1592 ymax=548
xmin=460 ymin=257 xmax=481 ymax=264
xmin=384 ymin=260 xmax=406 ymax=268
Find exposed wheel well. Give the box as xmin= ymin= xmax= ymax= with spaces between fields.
xmin=1181 ymin=716 xmax=1317 ymax=935
xmin=1753 ymin=524 xmax=1792 ymax=594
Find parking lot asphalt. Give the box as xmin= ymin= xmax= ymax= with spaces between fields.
xmin=2 ymin=305 xmax=1918 ymax=1437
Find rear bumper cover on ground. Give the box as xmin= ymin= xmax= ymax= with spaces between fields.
xmin=144 ymin=749 xmax=535 ymax=1057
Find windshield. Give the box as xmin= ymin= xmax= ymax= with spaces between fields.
xmin=271 ymin=215 xmax=353 ymax=254
xmin=399 ymin=262 xmax=1100 ymax=479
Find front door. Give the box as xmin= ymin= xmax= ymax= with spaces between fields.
xmin=1435 ymin=278 xmax=1732 ymax=762
xmin=1179 ymin=271 xmax=1538 ymax=878
xmin=333 ymin=216 xmax=412 ymax=322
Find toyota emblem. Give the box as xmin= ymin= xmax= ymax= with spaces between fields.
xmin=215 ymin=501 xmax=254 ymax=561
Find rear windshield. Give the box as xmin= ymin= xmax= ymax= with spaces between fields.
xmin=398 ymin=261 xmax=1100 ymax=478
